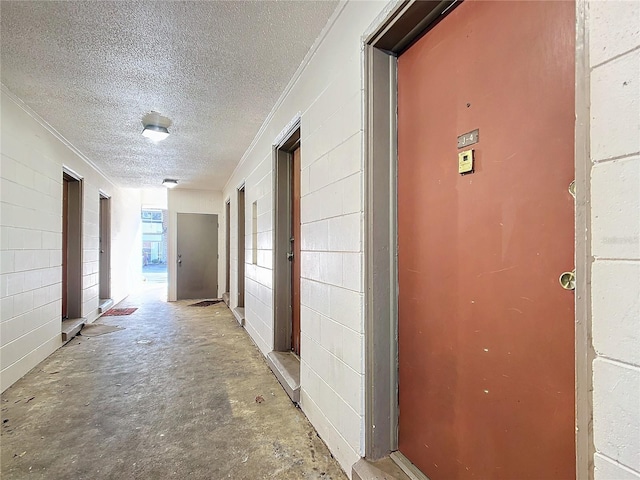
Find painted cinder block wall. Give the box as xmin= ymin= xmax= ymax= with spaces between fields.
xmin=1 ymin=0 xmax=635 ymax=474
xmin=222 ymin=1 xmax=388 ymax=471
xmin=588 ymin=1 xmax=640 ymax=478
xmin=0 ymin=89 xmax=142 ymax=392
xmin=222 ymin=0 xmax=640 ymax=476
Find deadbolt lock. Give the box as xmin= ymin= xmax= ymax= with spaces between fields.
xmin=287 ymin=252 xmax=294 ymax=261
xmin=559 ymin=269 xmax=576 ymax=290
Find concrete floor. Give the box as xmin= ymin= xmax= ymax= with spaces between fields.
xmin=1 ymin=284 xmax=347 ymax=480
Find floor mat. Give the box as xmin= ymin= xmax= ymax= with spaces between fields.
xmin=189 ymin=300 xmax=222 ymax=307
xmin=80 ymin=324 xmax=124 ymax=337
xmin=103 ymin=308 xmax=137 ymax=316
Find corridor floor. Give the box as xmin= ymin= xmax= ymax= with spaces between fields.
xmin=1 ymin=284 xmax=347 ymax=480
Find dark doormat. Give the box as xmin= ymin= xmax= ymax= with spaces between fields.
xmin=189 ymin=300 xmax=222 ymax=307
xmin=103 ymin=308 xmax=138 ymax=316
xmin=80 ymin=324 xmax=124 ymax=337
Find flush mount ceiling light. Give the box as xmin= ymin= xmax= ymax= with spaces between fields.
xmin=142 ymin=124 xmax=169 ymax=141
xmin=162 ymin=179 xmax=178 ymax=188
xmin=141 ymin=111 xmax=172 ymax=142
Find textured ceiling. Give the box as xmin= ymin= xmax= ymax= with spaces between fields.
xmin=1 ymin=0 xmax=338 ymax=190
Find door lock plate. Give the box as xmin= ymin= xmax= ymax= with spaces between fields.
xmin=458 ymin=149 xmax=474 ymax=175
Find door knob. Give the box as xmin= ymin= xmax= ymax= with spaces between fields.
xmin=568 ymin=180 xmax=576 ymax=199
xmin=559 ymin=269 xmax=575 ymax=290
xmin=287 ymin=252 xmax=294 ymax=261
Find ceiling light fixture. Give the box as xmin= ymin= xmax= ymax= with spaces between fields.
xmin=142 ymin=124 xmax=170 ymax=141
xmin=162 ymin=179 xmax=178 ymax=189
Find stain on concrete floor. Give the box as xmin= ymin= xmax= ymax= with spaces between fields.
xmin=78 ymin=323 xmax=125 ymax=337
xmin=1 ymin=284 xmax=347 ymax=480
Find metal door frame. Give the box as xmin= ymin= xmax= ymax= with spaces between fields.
xmin=237 ymin=185 xmax=246 ymax=308
xmin=272 ymin=120 xmax=300 ymax=352
xmin=62 ymin=167 xmax=83 ymax=320
xmin=362 ymin=2 xmax=592 ymax=478
xmin=225 ymin=198 xmax=231 ymax=297
xmin=99 ymin=191 xmax=111 ymax=301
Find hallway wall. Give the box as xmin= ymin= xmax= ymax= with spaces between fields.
xmin=2 ymin=0 xmax=635 ymax=474
xmin=222 ymin=1 xmax=390 ymax=472
xmin=588 ymin=2 xmax=640 ymax=478
xmin=221 ymin=0 xmax=640 ymax=477
xmin=0 ymin=89 xmax=142 ymax=392
xmin=141 ymin=188 xmax=168 ymax=211
xmin=167 ymin=189 xmax=223 ymax=302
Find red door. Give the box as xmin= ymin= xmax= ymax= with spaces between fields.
xmin=291 ymin=147 xmax=301 ymax=355
xmin=397 ymin=1 xmax=576 ymax=478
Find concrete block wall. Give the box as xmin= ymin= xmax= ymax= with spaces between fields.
xmin=588 ymin=1 xmax=640 ymax=478
xmin=243 ymin=162 xmax=272 ymax=352
xmin=221 ymin=0 xmax=640 ymax=476
xmin=0 ymin=0 xmax=636 ymax=476
xmin=82 ymin=186 xmax=101 ymax=315
xmin=222 ymin=2 xmax=388 ymax=472
xmin=0 ymin=89 xmax=141 ymax=392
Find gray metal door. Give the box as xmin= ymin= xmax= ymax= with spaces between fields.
xmin=177 ymin=213 xmax=218 ymax=300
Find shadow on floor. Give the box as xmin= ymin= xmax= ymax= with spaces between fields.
xmin=0 ymin=284 xmax=346 ymax=480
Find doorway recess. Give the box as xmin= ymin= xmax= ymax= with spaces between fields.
xmin=98 ymin=192 xmax=113 ymax=313
xmin=61 ymin=169 xmax=84 ymax=342
xmin=223 ymin=199 xmax=231 ymax=306
xmin=234 ymin=185 xmax=246 ymax=325
xmin=267 ymin=120 xmax=301 ymax=403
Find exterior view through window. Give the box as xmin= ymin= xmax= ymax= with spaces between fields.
xmin=142 ymin=209 xmax=168 ymax=284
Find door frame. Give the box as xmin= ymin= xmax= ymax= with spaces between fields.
xmin=62 ymin=167 xmax=83 ymax=320
xmin=272 ymin=119 xmax=300 ymax=352
xmin=225 ymin=198 xmax=231 ymax=301
xmin=237 ymin=185 xmax=246 ymax=308
xmin=362 ymin=1 xmax=592 ymax=478
xmin=99 ymin=191 xmax=111 ymax=301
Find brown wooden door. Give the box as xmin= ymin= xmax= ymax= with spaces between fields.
xmin=291 ymin=147 xmax=301 ymax=355
xmin=62 ymin=177 xmax=69 ymax=319
xmin=237 ymin=188 xmax=245 ymax=307
xmin=397 ymin=1 xmax=576 ymax=478
xmin=225 ymin=201 xmax=231 ymax=295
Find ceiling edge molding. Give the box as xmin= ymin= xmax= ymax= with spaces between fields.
xmin=1 ymin=83 xmax=118 ymax=189
xmin=223 ymin=0 xmax=349 ymax=193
